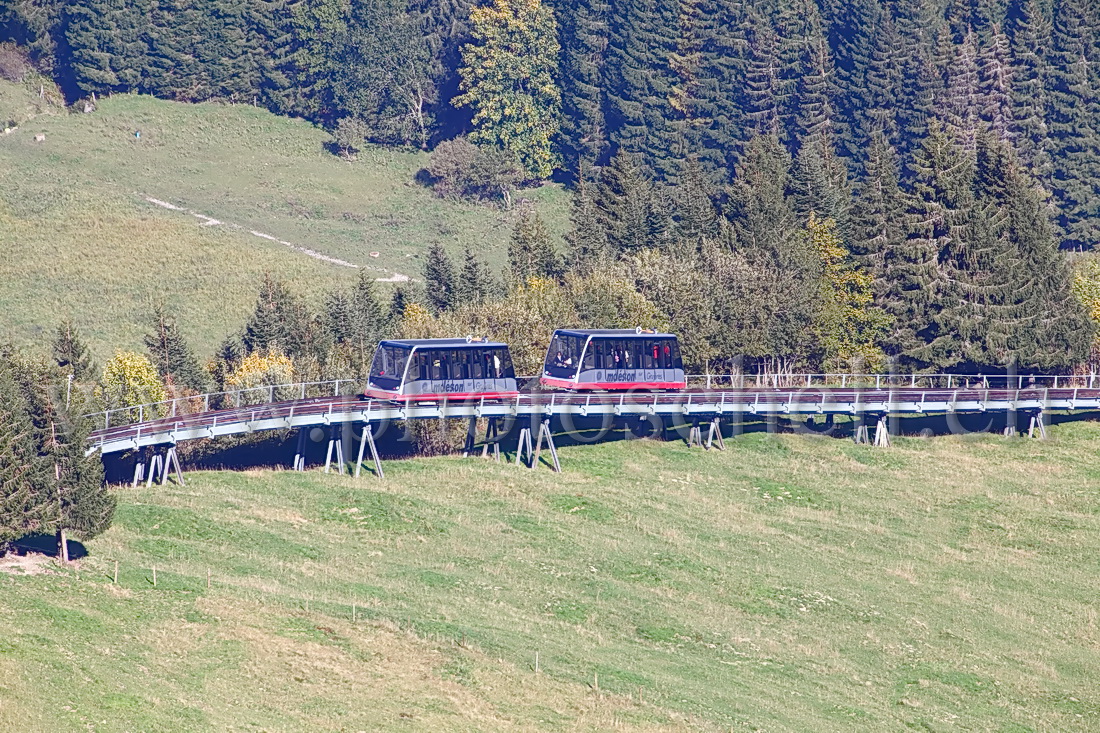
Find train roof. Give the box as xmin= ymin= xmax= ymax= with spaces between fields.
xmin=552 ymin=328 xmax=678 ymax=339
xmin=379 ymin=338 xmax=510 ymax=350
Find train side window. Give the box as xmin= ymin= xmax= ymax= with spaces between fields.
xmin=500 ymin=349 xmax=514 ymax=378
xmin=415 ymin=351 xmax=429 ymax=381
xmin=582 ymin=341 xmax=595 ymax=369
xmin=670 ymin=340 xmax=683 ymax=369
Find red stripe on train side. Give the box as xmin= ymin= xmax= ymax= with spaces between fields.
xmin=538 ymin=378 xmax=686 ymax=391
xmin=362 ymin=389 xmax=520 ymax=402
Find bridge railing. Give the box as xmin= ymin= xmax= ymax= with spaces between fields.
xmin=685 ymin=373 xmax=1100 ymax=390
xmin=90 ymin=379 xmax=366 ymax=429
xmin=86 ymin=372 xmax=1100 ymax=430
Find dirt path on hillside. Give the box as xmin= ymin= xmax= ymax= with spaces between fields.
xmin=141 ymin=194 xmax=411 ymax=282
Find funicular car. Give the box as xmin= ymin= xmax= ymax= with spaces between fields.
xmin=539 ymin=328 xmax=686 ymax=391
xmin=364 ymin=337 xmax=518 ymax=401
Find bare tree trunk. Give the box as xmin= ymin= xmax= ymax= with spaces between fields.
xmin=58 ymin=529 xmax=69 ymax=563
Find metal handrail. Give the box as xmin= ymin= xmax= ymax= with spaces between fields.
xmin=83 ymin=372 xmax=1100 ymax=429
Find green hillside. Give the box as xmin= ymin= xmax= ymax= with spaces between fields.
xmin=0 ymin=80 xmax=568 ymax=359
xmin=2 ymin=429 xmax=1098 ymax=731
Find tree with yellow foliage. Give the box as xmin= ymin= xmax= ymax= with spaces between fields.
xmin=97 ymin=351 xmax=168 ymax=419
xmin=805 ymin=213 xmax=890 ymax=372
xmin=455 ymin=0 xmax=562 ymax=179
xmin=225 ymin=349 xmax=296 ymax=404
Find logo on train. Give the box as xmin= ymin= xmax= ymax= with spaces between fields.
xmin=440 ymin=381 xmax=465 ymax=392
xmin=604 ymin=371 xmax=635 ymax=383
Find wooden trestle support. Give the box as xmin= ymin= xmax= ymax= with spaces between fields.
xmin=687 ymin=418 xmax=726 ymax=450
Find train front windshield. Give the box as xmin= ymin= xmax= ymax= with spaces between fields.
xmin=543 ymin=333 xmax=586 ymax=379
xmin=370 ymin=345 xmax=411 ymax=389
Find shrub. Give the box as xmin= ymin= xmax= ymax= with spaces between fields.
xmin=425 ymin=137 xmax=522 ymax=203
xmin=0 ymin=44 xmax=30 ymax=83
xmin=224 ymin=349 xmax=296 ymax=405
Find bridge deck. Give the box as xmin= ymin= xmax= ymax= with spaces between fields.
xmin=88 ymin=387 xmax=1099 ymax=455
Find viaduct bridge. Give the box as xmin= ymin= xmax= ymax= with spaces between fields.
xmin=86 ymin=374 xmax=1100 ymax=486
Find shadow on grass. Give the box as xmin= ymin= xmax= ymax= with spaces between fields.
xmin=8 ymin=533 xmax=88 ymax=560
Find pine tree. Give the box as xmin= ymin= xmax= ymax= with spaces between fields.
xmin=455 ymin=0 xmax=562 ymax=179
xmin=423 ymin=243 xmax=457 ymax=313
xmin=52 ymin=319 xmax=97 ymax=382
xmin=144 ymin=303 xmax=206 ymax=393
xmin=508 ymin=208 xmax=559 ymax=282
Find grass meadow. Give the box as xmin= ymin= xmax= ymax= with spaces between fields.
xmin=0 ymin=80 xmax=569 ymax=359
xmin=2 ymin=425 xmax=1098 ymax=731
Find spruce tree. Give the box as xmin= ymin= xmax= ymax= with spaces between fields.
xmin=209 ymin=335 xmax=241 ymax=396
xmin=144 ymin=303 xmax=206 ymax=393
xmin=61 ymin=0 xmax=151 ymax=96
xmin=978 ymin=23 xmax=1015 ymax=144
xmin=862 ymin=12 xmax=904 ymax=146
xmin=15 ymin=361 xmax=112 ymax=561
xmin=566 ymin=165 xmax=610 ymax=267
xmin=725 ymin=133 xmax=797 ymax=258
xmin=605 ymin=0 xmax=680 ymax=178
xmin=886 ymin=121 xmax=974 ymax=370
xmin=852 ymin=130 xmax=906 ymax=296
xmin=692 ymin=0 xmax=752 ymax=175
xmin=596 ymin=152 xmax=658 ymax=254
xmin=1045 ymin=0 xmax=1100 ymax=248
xmin=943 ymin=29 xmax=981 ymax=156
xmin=974 ymin=135 xmax=1094 ymax=369
xmin=0 ymin=359 xmax=48 ymax=553
xmin=1007 ymin=0 xmax=1053 ymax=180
xmin=674 ymin=156 xmax=718 ymax=246
xmin=743 ymin=19 xmax=782 ymax=138
xmin=52 ymin=319 xmax=97 ymax=383
xmin=423 ymin=243 xmax=457 ymax=313
xmin=559 ymin=0 xmax=611 ymax=174
xmin=508 ymin=209 xmax=559 ymax=282
xmin=242 ymin=273 xmax=310 ymax=357
xmin=454 ymin=248 xmax=494 ymax=305
xmin=829 ymin=0 xmax=879 ymax=162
